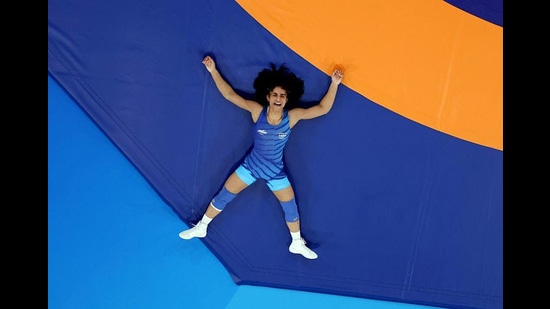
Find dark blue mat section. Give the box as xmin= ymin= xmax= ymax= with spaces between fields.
xmin=48 ymin=1 xmax=503 ymax=308
xmin=445 ymin=0 xmax=503 ymax=26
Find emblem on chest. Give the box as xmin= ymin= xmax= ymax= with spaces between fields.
xmin=256 ymin=129 xmax=288 ymax=139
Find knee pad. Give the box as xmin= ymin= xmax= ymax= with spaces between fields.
xmin=211 ymin=187 xmax=236 ymax=211
xmin=280 ymin=198 xmax=300 ymax=222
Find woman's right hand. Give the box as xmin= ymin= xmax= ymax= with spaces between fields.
xmin=202 ymin=55 xmax=216 ymax=73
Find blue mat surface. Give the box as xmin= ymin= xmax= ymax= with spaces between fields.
xmin=48 ymin=1 xmax=503 ymax=308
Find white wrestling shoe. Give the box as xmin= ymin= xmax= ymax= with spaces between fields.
xmin=289 ymin=238 xmax=318 ymax=259
xmin=178 ymin=222 xmax=207 ymax=240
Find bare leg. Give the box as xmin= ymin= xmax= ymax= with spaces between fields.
xmin=286 ymin=221 xmax=300 ymax=233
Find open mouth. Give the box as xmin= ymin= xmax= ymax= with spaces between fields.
xmin=274 ymin=102 xmax=282 ymax=107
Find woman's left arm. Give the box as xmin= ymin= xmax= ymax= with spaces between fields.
xmin=289 ymin=68 xmax=344 ymax=127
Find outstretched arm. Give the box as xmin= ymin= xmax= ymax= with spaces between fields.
xmin=202 ymin=56 xmax=262 ymax=115
xmin=288 ymin=68 xmax=344 ymax=127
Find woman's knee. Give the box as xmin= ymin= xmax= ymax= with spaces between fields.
xmin=280 ymin=198 xmax=300 ymax=222
xmin=211 ymin=186 xmax=237 ymax=211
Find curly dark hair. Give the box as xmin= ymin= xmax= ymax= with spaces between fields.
xmin=253 ymin=63 xmax=304 ymax=110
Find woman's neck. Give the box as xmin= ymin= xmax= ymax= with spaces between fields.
xmin=267 ymin=107 xmax=283 ymax=125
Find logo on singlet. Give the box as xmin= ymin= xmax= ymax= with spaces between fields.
xmin=257 ymin=129 xmax=267 ymax=135
xmin=278 ymin=132 xmax=287 ymax=139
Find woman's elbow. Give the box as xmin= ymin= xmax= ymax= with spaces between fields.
xmin=319 ymin=104 xmax=332 ymax=115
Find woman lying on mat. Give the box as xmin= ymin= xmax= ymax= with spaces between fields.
xmin=179 ymin=55 xmax=344 ymax=259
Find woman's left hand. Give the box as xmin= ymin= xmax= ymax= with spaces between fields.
xmin=331 ymin=68 xmax=344 ymax=85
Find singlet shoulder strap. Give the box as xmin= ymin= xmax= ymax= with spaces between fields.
xmin=258 ymin=106 xmax=268 ymax=120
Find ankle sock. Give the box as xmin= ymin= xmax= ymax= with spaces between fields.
xmin=200 ymin=214 xmax=212 ymax=225
xmin=290 ymin=231 xmax=301 ymax=241
xmin=196 ymin=215 xmax=212 ymax=230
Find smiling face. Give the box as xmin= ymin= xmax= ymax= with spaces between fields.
xmin=266 ymin=86 xmax=288 ymax=110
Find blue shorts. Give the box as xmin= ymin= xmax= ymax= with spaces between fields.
xmin=235 ymin=164 xmax=290 ymax=191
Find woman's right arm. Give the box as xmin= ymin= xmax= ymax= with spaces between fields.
xmin=202 ymin=56 xmax=262 ymax=115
